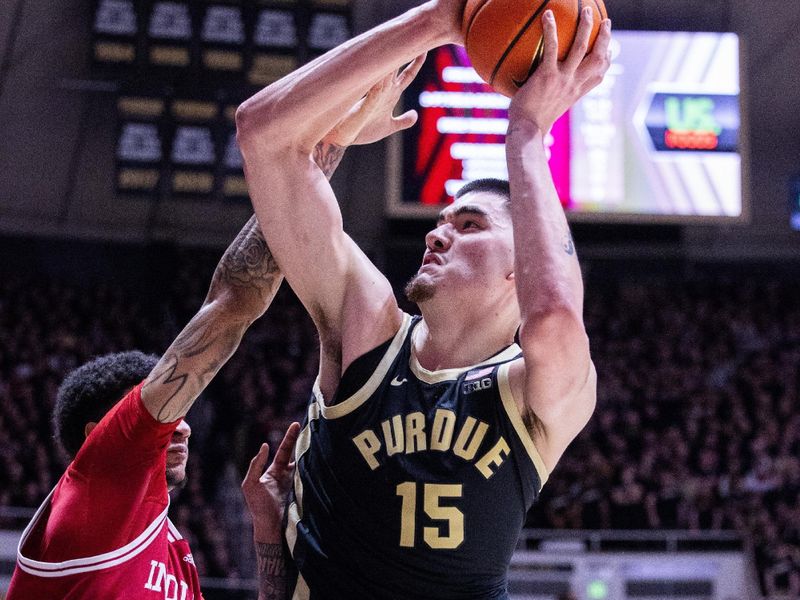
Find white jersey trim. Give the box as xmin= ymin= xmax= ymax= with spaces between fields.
xmin=410 ymin=325 xmax=522 ymax=384
xmin=286 ymin=400 xmax=320 ymax=556
xmin=16 ymin=486 xmax=170 ymax=578
xmin=410 ymin=345 xmax=522 ymax=384
xmin=313 ymin=312 xmax=413 ymax=420
xmin=167 ymin=519 xmax=183 ymax=541
xmin=497 ymin=362 xmax=549 ymax=488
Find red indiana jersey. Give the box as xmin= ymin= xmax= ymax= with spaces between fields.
xmin=7 ymin=383 xmax=203 ymax=600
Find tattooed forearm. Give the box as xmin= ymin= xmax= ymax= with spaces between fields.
xmin=213 ymin=214 xmax=281 ymax=299
xmin=143 ymin=307 xmax=248 ymax=421
xmin=256 ymin=543 xmax=288 ymax=600
xmin=144 ymin=195 xmax=287 ymax=420
xmin=312 ymin=141 xmax=347 ymax=179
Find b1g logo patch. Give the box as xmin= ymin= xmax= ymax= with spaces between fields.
xmin=463 ymin=367 xmax=494 ymax=395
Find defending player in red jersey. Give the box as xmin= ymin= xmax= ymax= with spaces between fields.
xmin=6 ymin=81 xmax=410 ymax=598
xmin=5 ymin=203 xmax=282 ymax=599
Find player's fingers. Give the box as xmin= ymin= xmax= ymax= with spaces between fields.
xmin=398 ymin=53 xmax=427 ymax=88
xmin=363 ymin=73 xmax=393 ymax=107
xmin=577 ymin=19 xmax=612 ymax=87
xmin=540 ymin=10 xmax=559 ymax=70
xmin=564 ymin=6 xmax=594 ymax=71
xmin=273 ymin=422 xmax=301 ymax=468
xmin=243 ymin=443 xmax=269 ymax=486
xmin=392 ymin=109 xmax=418 ymax=132
xmin=590 ymin=18 xmax=612 ymax=63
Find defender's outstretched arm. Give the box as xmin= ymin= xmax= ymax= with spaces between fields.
xmin=140 ymin=135 xmax=354 ymax=422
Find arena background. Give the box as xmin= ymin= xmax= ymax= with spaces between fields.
xmin=1 ymin=0 xmax=799 ymax=598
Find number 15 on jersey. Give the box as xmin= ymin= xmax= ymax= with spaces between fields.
xmin=396 ymin=482 xmax=464 ymax=549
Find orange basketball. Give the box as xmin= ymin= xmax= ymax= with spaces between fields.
xmin=462 ymin=0 xmax=607 ymax=97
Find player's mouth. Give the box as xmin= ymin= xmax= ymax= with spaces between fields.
xmin=168 ymin=444 xmax=188 ymax=458
xmin=421 ymin=253 xmax=442 ymax=267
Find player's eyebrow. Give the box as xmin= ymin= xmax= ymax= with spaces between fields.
xmin=436 ymin=205 xmax=490 ymax=226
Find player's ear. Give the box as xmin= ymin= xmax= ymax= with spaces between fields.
xmin=84 ymin=422 xmax=98 ymax=439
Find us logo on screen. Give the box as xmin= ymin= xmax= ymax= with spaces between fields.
xmin=644 ymin=92 xmax=739 ymax=153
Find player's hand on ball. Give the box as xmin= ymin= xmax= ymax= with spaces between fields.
xmin=509 ymin=7 xmax=612 ymax=133
xmin=242 ymin=422 xmax=301 ymax=543
xmin=322 ymin=54 xmax=426 ymax=147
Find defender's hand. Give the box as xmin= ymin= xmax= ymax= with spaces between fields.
xmin=242 ymin=422 xmax=301 ymax=542
xmin=509 ymin=8 xmax=612 ymax=134
xmin=322 ymin=54 xmax=427 ymax=147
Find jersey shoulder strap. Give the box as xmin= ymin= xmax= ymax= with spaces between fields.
xmin=315 ymin=313 xmax=415 ymax=419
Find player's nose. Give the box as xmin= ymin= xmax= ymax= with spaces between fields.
xmin=174 ymin=419 xmax=192 ymax=441
xmin=425 ymin=224 xmax=451 ymax=252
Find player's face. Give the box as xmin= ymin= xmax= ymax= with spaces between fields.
xmin=406 ymin=192 xmax=515 ymax=304
xmin=166 ymin=419 xmax=191 ymax=490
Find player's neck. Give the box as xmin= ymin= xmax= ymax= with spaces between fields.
xmin=414 ymin=305 xmax=517 ymax=371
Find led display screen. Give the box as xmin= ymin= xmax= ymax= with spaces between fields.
xmin=391 ymin=31 xmax=744 ymax=222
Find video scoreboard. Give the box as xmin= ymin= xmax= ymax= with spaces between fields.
xmin=391 ymin=31 xmax=745 ymax=223
xmin=91 ymin=0 xmax=351 ymax=200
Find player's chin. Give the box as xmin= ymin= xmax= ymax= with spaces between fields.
xmin=404 ymin=274 xmax=436 ymax=304
xmin=166 ymin=464 xmax=188 ymax=490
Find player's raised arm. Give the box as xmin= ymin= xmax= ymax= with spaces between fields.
xmin=140 ymin=132 xmax=356 ymax=422
xmin=234 ymin=1 xmax=464 ymax=394
xmin=505 ymin=9 xmax=611 ymax=469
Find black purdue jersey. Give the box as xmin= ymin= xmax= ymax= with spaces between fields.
xmin=287 ymin=314 xmax=549 ymax=599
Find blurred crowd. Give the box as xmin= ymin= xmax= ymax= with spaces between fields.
xmin=1 ymin=248 xmax=799 ymax=595
xmin=532 ymin=275 xmax=800 ymax=596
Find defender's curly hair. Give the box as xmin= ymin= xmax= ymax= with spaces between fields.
xmin=53 ymin=351 xmax=159 ymax=458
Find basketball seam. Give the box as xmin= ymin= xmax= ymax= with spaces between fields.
xmin=489 ymin=0 xmax=553 ymax=85
xmin=591 ymin=0 xmax=606 ymax=20
xmin=464 ymin=0 xmax=494 ymax=55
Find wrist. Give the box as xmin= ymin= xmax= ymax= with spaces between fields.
xmin=418 ymin=2 xmax=462 ymax=46
xmin=505 ymin=118 xmax=547 ymax=154
xmin=253 ymin=520 xmax=283 ymax=544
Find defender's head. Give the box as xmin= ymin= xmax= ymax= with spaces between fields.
xmin=53 ymin=351 xmax=191 ymax=489
xmin=405 ymin=178 xmax=516 ymax=311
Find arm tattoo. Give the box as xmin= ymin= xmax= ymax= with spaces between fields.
xmin=256 ymin=543 xmax=288 ymax=600
xmin=563 ymin=230 xmax=575 ymax=256
xmin=143 ymin=215 xmax=282 ymax=422
xmin=143 ymin=313 xmax=246 ymax=421
xmin=312 ymin=141 xmax=347 ymax=179
xmin=214 ymin=214 xmax=281 ymax=299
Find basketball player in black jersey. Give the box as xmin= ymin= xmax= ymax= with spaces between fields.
xmin=236 ymin=0 xmax=612 ymax=597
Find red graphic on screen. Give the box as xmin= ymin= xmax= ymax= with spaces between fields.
xmin=405 ymin=45 xmax=572 ymax=208
xmin=549 ymin=112 xmax=571 ymax=208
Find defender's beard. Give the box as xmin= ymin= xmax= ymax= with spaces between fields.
xmin=166 ymin=466 xmax=187 ymax=491
xmin=405 ymin=274 xmax=436 ymax=304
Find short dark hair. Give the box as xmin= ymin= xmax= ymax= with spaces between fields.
xmin=53 ymin=351 xmax=158 ymax=458
xmin=454 ymin=178 xmax=510 ymax=202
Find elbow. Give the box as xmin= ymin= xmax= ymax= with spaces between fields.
xmin=205 ymin=284 xmax=274 ymax=323
xmin=234 ymin=101 xmax=265 ymax=149
xmin=235 ymin=92 xmax=284 ymax=149
xmin=235 ymin=98 xmax=313 ymax=160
